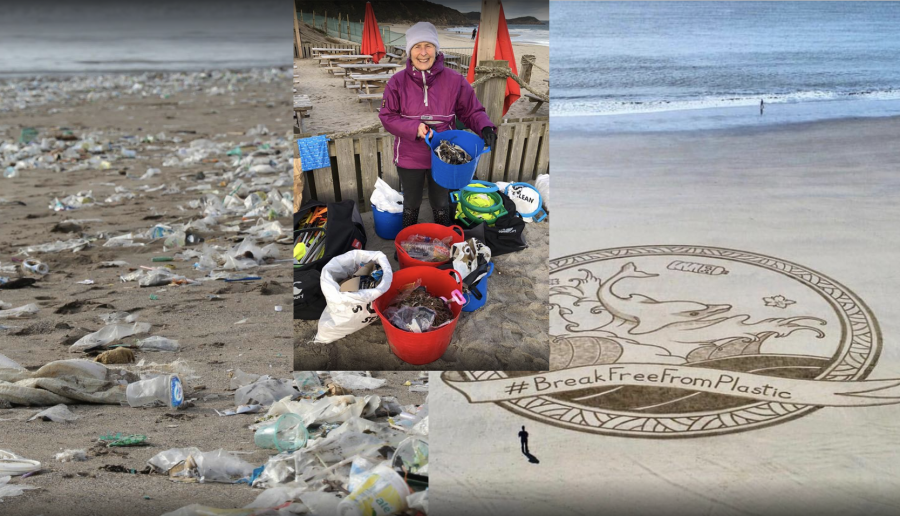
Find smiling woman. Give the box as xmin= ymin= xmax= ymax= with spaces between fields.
xmin=378 ymin=21 xmax=497 ymax=228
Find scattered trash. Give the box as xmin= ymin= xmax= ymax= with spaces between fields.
xmin=274 ymin=305 xmax=282 ymax=312
xmin=338 ymin=463 xmax=411 ymax=516
xmin=0 ymin=303 xmax=40 ymax=319
xmin=28 ymin=404 xmax=79 ymax=423
xmin=331 ymin=372 xmax=386 ymax=391
xmin=253 ymin=413 xmax=308 ymax=452
xmin=99 ymin=433 xmax=148 ymax=447
xmin=0 ymin=450 xmax=41 ymax=477
xmin=69 ymin=322 xmax=152 ymax=353
xmin=54 ymin=449 xmax=88 ymax=462
xmin=95 ymin=347 xmax=136 ymax=364
xmin=136 ymin=336 xmax=181 ymax=352
xmin=76 ymin=279 xmax=95 ymax=285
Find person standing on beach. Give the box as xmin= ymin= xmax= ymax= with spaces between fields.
xmin=519 ymin=425 xmax=529 ymax=454
xmin=472 ymin=27 xmax=477 ymax=40
xmin=379 ymin=22 xmax=497 ymax=227
xmin=760 ymin=99 xmax=764 ymax=115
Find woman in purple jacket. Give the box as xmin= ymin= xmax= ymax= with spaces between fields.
xmin=379 ymin=22 xmax=498 ymax=227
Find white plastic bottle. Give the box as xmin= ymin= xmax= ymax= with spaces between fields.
xmin=126 ymin=374 xmax=184 ymax=408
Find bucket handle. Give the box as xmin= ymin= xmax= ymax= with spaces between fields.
xmin=447 ymin=269 xmax=463 ymax=288
xmin=450 ymin=225 xmax=464 ymax=238
xmin=424 ymin=131 xmax=491 ymax=156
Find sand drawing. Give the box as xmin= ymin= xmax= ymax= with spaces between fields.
xmin=446 ymin=246 xmax=895 ymax=438
xmin=550 ymin=261 xmax=826 ymax=365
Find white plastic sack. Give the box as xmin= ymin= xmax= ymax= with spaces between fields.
xmin=535 ymin=174 xmax=549 ymax=210
xmin=331 ymin=372 xmax=386 ymax=390
xmin=370 ymin=178 xmax=404 ymax=213
xmin=314 ymin=250 xmax=393 ymax=344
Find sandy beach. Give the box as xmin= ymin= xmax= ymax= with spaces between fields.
xmin=0 ymin=69 xmax=305 ymax=514
xmin=294 ymin=23 xmax=549 ymax=136
xmin=427 ymin=116 xmax=900 ymax=515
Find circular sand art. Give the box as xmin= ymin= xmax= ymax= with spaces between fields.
xmin=444 ymin=246 xmax=898 ymax=438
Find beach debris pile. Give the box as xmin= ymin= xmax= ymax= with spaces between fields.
xmin=434 ymin=140 xmax=472 ymax=165
xmin=150 ymin=371 xmax=429 ymax=516
xmin=0 ymin=68 xmax=290 ymax=114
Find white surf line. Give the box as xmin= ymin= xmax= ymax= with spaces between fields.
xmin=631 ymin=364 xmax=824 ymax=411
xmin=572 ymin=386 xmax=622 ymax=401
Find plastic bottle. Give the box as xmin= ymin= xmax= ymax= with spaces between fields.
xmin=126 ymin=374 xmax=184 ymax=408
xmin=253 ymin=413 xmax=308 ymax=452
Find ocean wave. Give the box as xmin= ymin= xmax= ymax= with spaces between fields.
xmin=551 ymin=89 xmax=900 ymax=116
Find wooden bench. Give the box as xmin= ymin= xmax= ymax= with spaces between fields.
xmin=384 ymin=51 xmax=405 ymax=63
xmin=358 ymin=93 xmax=383 ymax=112
xmin=294 ymin=94 xmax=313 ymax=132
xmin=525 ymin=92 xmax=547 ymax=114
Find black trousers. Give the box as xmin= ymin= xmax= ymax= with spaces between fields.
xmin=397 ymin=167 xmax=450 ymax=212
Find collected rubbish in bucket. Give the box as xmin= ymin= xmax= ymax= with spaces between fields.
xmin=370 ymin=178 xmax=403 ymax=214
xmin=434 ymin=140 xmax=472 ymax=165
xmin=314 ymin=250 xmax=393 ymax=344
xmin=254 ymin=413 xmax=308 ymax=452
xmin=382 ymin=280 xmax=455 ymax=333
xmin=399 ymin=235 xmax=452 ymax=263
xmin=424 ymin=130 xmax=491 ymax=190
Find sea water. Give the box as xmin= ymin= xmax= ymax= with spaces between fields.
xmin=552 ymin=1 xmax=900 ymax=132
xmin=0 ymin=0 xmax=289 ymax=77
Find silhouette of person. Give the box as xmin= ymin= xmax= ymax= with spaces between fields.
xmin=518 ymin=425 xmax=529 ymax=454
xmin=472 ymin=28 xmax=477 ymax=40
xmin=760 ymin=99 xmax=764 ymax=116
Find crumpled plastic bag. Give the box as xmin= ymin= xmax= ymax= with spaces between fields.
xmin=0 ymin=303 xmax=40 ymax=320
xmin=535 ymin=173 xmax=549 ymax=210
xmin=330 ymin=372 xmax=386 ymax=391
xmin=449 ymin=238 xmax=491 ymax=282
xmin=234 ymin=377 xmax=295 ymax=406
xmin=149 ymin=448 xmax=255 ymax=484
xmin=69 ymin=322 xmax=152 ymax=352
xmin=370 ymin=178 xmax=403 ymax=213
xmin=0 ymin=359 xmax=136 ymax=405
xmin=0 ymin=475 xmax=38 ymax=501
xmin=314 ymin=250 xmax=393 ymax=344
xmin=28 ymin=403 xmax=78 ymax=422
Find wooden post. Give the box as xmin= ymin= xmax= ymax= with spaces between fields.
xmin=324 ymin=11 xmax=327 ymax=34
xmin=477 ymin=0 xmax=500 ymax=63
xmin=294 ymin=158 xmax=304 ymax=212
xmin=294 ymin=3 xmax=303 ymax=59
xmin=347 ymin=15 xmax=351 ymax=41
xmin=338 ymin=13 xmax=341 ymax=39
xmin=475 ymin=59 xmax=508 ymax=130
xmin=520 ymin=55 xmax=534 ymax=85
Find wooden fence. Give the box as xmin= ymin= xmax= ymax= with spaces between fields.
xmin=298 ymin=117 xmax=548 ymax=210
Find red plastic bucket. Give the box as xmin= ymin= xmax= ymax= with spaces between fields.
xmin=394 ymin=223 xmax=464 ymax=269
xmin=374 ymin=267 xmax=464 ymax=365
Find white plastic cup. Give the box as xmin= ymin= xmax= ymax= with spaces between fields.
xmin=337 ymin=463 xmax=411 ymax=516
xmin=23 ymin=259 xmax=49 ymax=276
xmin=126 ymin=374 xmax=184 ymax=408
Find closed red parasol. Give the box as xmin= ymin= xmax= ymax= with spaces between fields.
xmin=361 ymin=2 xmax=385 ymax=64
xmin=467 ymin=2 xmax=521 ymax=115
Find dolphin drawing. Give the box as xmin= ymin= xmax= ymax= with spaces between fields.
xmin=598 ymin=262 xmax=732 ymax=335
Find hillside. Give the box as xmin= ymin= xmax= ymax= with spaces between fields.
xmin=296 ymin=0 xmax=471 ymax=25
xmin=465 ymin=12 xmax=546 ymax=25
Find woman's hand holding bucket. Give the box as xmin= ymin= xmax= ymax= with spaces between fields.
xmin=417 ymin=123 xmax=433 ymax=140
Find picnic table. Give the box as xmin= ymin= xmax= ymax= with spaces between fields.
xmin=294 ymin=94 xmax=313 ymax=133
xmin=317 ymin=54 xmax=372 ymax=71
xmin=311 ymin=47 xmax=354 ymax=57
xmin=350 ymin=74 xmax=391 ymax=95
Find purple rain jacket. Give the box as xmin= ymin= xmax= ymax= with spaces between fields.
xmin=378 ymin=54 xmax=496 ymax=170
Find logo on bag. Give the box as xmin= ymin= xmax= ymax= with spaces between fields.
xmin=444 ymin=246 xmax=899 ymax=438
xmin=351 ymin=239 xmax=362 ymax=249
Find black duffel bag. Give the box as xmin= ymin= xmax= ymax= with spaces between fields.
xmin=462 ymin=191 xmax=527 ymax=256
xmin=293 ymin=200 xmax=366 ymax=320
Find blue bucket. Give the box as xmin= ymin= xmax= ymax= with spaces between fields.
xmin=425 ymin=130 xmax=491 ymax=190
xmin=462 ymin=262 xmax=494 ymax=312
xmin=371 ymin=204 xmax=403 ymax=240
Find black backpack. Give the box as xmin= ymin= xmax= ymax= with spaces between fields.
xmin=462 ymin=191 xmax=527 ymax=256
xmin=293 ymin=200 xmax=367 ymax=320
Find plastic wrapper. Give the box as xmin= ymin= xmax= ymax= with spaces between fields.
xmin=330 ymin=372 xmax=386 ymax=391
xmin=392 ymin=437 xmax=428 ymax=476
xmin=292 ymin=371 xmax=321 ymax=391
xmin=136 ymin=336 xmax=180 ymax=352
xmin=399 ymin=235 xmax=452 ymax=262
xmin=28 ymin=403 xmax=79 ymax=422
xmin=383 ymin=306 xmax=436 ymax=333
xmin=234 ymin=377 xmax=295 ymax=406
xmin=149 ymin=448 xmax=255 ymax=484
xmin=69 ymin=322 xmax=152 ymax=352
xmin=370 ymin=178 xmax=403 ymax=213
xmin=230 ymin=369 xmax=262 ymax=390
xmin=535 ymin=173 xmax=549 ymax=210
xmin=0 ymin=303 xmax=40 ymax=320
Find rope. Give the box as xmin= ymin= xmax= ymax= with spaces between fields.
xmin=471 ymin=66 xmax=549 ymax=103
xmin=522 ymin=55 xmax=549 ymax=75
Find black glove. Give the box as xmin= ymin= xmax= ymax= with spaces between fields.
xmin=481 ymin=127 xmax=497 ymax=149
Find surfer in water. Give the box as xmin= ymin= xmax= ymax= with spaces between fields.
xmin=760 ymin=99 xmax=765 ymax=115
